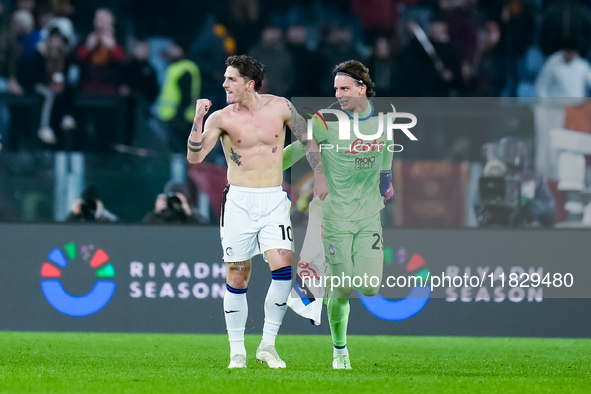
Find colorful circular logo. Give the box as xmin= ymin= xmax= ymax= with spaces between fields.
xmin=40 ymin=242 xmax=116 ymax=317
xmin=360 ymin=247 xmax=431 ymax=321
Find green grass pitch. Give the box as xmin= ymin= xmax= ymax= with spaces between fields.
xmin=0 ymin=332 xmax=589 ymax=393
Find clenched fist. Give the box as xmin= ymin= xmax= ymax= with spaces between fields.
xmin=195 ymin=99 xmax=212 ymax=119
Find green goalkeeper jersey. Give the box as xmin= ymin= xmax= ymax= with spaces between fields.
xmin=284 ymin=100 xmax=394 ymax=221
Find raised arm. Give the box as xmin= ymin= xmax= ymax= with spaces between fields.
xmin=187 ymin=99 xmax=223 ymax=164
xmin=284 ymin=99 xmax=328 ymax=200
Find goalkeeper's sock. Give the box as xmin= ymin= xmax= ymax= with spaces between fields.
xmin=224 ymin=284 xmax=248 ymax=357
xmin=333 ymin=345 xmax=349 ymax=358
xmin=261 ymin=266 xmax=292 ymax=346
xmin=327 ymin=297 xmax=350 ymax=348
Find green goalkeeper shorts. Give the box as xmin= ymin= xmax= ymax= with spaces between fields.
xmin=323 ymin=213 xmax=384 ymax=295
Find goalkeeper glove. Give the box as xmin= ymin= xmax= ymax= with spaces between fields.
xmin=379 ymin=170 xmax=395 ymax=205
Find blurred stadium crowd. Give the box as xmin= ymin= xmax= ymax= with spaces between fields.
xmin=0 ymin=0 xmax=590 ymax=225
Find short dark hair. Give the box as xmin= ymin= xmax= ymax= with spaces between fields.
xmin=333 ymin=60 xmax=375 ymax=97
xmin=225 ymin=55 xmax=266 ymax=91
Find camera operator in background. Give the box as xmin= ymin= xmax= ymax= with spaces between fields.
xmin=475 ymin=136 xmax=555 ymax=227
xmin=142 ymin=182 xmax=200 ymax=224
xmin=66 ymin=186 xmax=119 ymax=223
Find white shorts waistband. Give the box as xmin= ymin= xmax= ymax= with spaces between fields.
xmin=228 ymin=184 xmax=283 ymax=194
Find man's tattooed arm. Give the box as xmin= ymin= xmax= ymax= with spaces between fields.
xmin=285 ymin=98 xmax=325 ymax=175
xmin=187 ymin=100 xmax=222 ymax=164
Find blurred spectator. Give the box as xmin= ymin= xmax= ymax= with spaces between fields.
xmin=31 ymin=20 xmax=76 ymax=147
xmin=535 ymin=45 xmax=591 ymax=98
xmin=367 ymin=36 xmax=397 ymax=96
xmin=8 ymin=9 xmax=35 ymax=95
xmin=123 ymin=39 xmax=159 ymax=145
xmin=227 ymin=0 xmax=263 ymax=54
xmin=125 ymin=40 xmax=159 ymax=106
xmin=130 ymin=0 xmax=203 ymax=39
xmin=16 ymin=0 xmax=36 ymax=13
xmin=472 ymin=20 xmax=506 ymax=96
xmin=41 ymin=15 xmax=76 ymax=47
xmin=157 ymin=37 xmax=201 ymax=152
xmin=1 ymin=7 xmax=40 ymax=150
xmin=0 ymin=4 xmax=17 ymax=92
xmin=66 ymin=186 xmax=119 ymax=223
xmin=72 ymin=0 xmax=125 ymax=39
xmin=19 ymin=4 xmax=56 ymax=93
xmin=189 ymin=14 xmax=236 ymax=111
xmin=397 ymin=17 xmax=464 ymax=97
xmin=316 ymin=25 xmax=364 ymax=96
xmin=248 ymin=25 xmax=295 ymax=96
xmin=76 ymin=8 xmax=125 ymax=95
xmin=0 ymin=1 xmax=10 ymax=75
xmin=539 ymin=0 xmax=591 ymax=58
xmin=49 ymin=0 xmax=74 ymax=18
xmin=285 ymin=24 xmax=327 ymax=97
xmin=0 ymin=1 xmax=14 ymax=141
xmin=75 ymin=8 xmax=127 ymax=151
xmin=142 ymin=182 xmax=199 ymax=224
xmin=437 ymin=0 xmax=479 ymax=83
xmin=497 ymin=0 xmax=535 ymax=96
xmin=350 ymin=0 xmax=400 ymax=42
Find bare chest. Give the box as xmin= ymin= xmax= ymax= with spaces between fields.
xmin=222 ymin=112 xmax=286 ymax=148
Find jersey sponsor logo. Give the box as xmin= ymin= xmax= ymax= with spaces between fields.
xmin=354 ymin=155 xmax=376 ymax=170
xmin=346 ymin=139 xmax=385 ymax=155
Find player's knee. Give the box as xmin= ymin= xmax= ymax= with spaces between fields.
xmin=226 ymin=277 xmax=249 ymax=289
xmin=330 ymin=285 xmax=352 ymax=299
xmin=358 ymin=285 xmax=380 ymax=297
xmin=226 ymin=270 xmax=249 ymax=289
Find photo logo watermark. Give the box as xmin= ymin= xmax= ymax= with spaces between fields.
xmin=304 ymin=104 xmax=418 ymax=153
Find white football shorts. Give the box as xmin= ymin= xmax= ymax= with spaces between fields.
xmin=220 ymin=184 xmax=293 ymax=262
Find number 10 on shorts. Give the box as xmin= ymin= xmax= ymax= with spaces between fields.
xmin=279 ymin=225 xmax=293 ymax=241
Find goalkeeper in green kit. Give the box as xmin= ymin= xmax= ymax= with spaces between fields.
xmin=284 ymin=60 xmax=394 ymax=369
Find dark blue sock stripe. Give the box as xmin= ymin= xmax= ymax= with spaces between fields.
xmin=272 ymin=266 xmax=292 ymax=281
xmin=272 ymin=267 xmax=292 ymax=274
xmin=226 ymin=284 xmax=247 ymax=294
xmin=334 ymin=344 xmax=347 ymax=350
